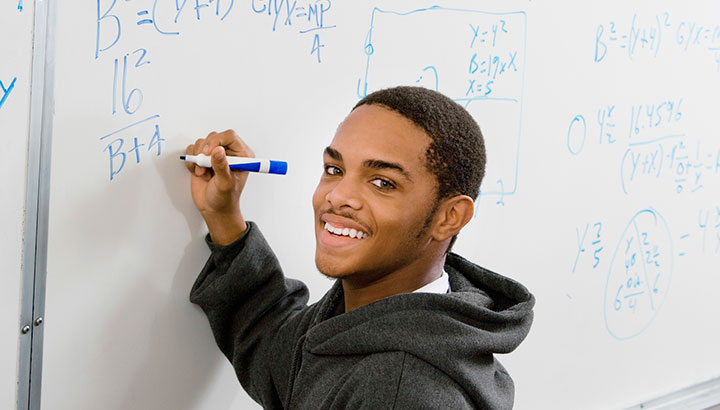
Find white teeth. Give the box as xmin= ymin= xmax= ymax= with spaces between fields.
xmin=324 ymin=222 xmax=367 ymax=239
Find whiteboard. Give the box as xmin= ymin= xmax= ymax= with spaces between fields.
xmin=41 ymin=1 xmax=720 ymax=409
xmin=1 ymin=1 xmax=35 ymax=409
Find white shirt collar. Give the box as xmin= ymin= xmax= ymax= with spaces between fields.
xmin=412 ymin=269 xmax=450 ymax=294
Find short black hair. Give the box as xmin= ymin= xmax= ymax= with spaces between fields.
xmin=353 ymin=86 xmax=486 ymax=201
xmin=353 ymin=86 xmax=486 ymax=252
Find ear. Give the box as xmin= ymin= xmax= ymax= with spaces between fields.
xmin=430 ymin=195 xmax=475 ymax=242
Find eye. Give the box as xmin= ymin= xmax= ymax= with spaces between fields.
xmin=324 ymin=165 xmax=343 ymax=176
xmin=371 ymin=177 xmax=396 ymax=190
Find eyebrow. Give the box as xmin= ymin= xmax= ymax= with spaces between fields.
xmin=362 ymin=159 xmax=413 ymax=182
xmin=323 ymin=146 xmax=413 ymax=182
xmin=324 ymin=146 xmax=342 ymax=161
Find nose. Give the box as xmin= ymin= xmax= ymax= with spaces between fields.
xmin=325 ymin=176 xmax=362 ymax=210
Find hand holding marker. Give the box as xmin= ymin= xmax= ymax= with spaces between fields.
xmin=181 ymin=154 xmax=287 ymax=175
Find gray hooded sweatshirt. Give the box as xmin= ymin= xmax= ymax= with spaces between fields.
xmin=190 ymin=222 xmax=534 ymax=409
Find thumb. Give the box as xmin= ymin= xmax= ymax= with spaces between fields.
xmin=210 ymin=146 xmax=234 ymax=191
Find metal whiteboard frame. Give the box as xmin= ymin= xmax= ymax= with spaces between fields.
xmin=18 ymin=0 xmax=56 ymax=409
xmin=625 ymin=377 xmax=720 ymax=410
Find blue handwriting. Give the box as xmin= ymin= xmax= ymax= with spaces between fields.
xmin=573 ymin=222 xmax=604 ymax=272
xmin=0 ymin=77 xmax=17 ymax=110
xmin=595 ymin=12 xmax=720 ymax=71
xmin=100 ymin=115 xmax=164 ymax=180
xmin=604 ymin=208 xmax=673 ymax=340
xmin=251 ymin=0 xmax=335 ymax=63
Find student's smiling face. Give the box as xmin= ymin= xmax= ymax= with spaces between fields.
xmin=312 ymin=104 xmax=440 ymax=283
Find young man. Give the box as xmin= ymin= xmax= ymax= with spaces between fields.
xmin=185 ymin=86 xmax=534 ymax=409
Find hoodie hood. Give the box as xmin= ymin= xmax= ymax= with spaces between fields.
xmin=304 ymin=252 xmax=535 ymax=406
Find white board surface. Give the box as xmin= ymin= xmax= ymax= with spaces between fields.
xmin=41 ymin=1 xmax=720 ymax=409
xmin=1 ymin=1 xmax=35 ymax=409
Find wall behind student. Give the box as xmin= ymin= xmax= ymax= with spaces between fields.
xmin=1 ymin=1 xmax=35 ymax=409
xmin=14 ymin=1 xmax=720 ymax=409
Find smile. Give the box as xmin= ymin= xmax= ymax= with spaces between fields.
xmin=324 ymin=222 xmax=368 ymax=239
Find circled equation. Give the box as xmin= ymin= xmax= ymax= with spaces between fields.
xmin=604 ymin=208 xmax=674 ymax=340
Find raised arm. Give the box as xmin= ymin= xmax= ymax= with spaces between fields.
xmin=185 ymin=131 xmax=311 ymax=407
xmin=184 ymin=129 xmax=251 ymax=245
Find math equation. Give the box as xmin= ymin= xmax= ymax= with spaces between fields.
xmin=567 ymin=97 xmax=720 ymax=196
xmin=594 ymin=11 xmax=720 ymax=71
xmin=571 ymin=202 xmax=720 ymax=339
xmin=604 ymin=208 xmax=673 ymax=340
xmin=93 ymin=0 xmax=335 ymax=180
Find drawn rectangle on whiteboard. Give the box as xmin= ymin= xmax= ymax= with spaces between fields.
xmin=359 ymin=7 xmax=527 ymax=200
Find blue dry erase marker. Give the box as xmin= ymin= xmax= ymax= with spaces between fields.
xmin=180 ymin=154 xmax=287 ymax=175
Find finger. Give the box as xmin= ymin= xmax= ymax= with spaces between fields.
xmin=205 ymin=129 xmax=252 ymax=157
xmin=201 ymin=132 xmax=216 ymax=155
xmin=191 ymin=138 xmax=210 ymax=176
xmin=198 ymin=131 xmax=217 ymax=156
xmin=185 ymin=144 xmax=196 ymax=172
xmin=210 ymin=146 xmax=234 ymax=192
xmin=193 ymin=137 xmax=206 ymax=155
xmin=193 ymin=139 xmax=208 ymax=177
